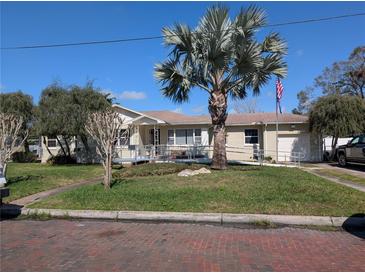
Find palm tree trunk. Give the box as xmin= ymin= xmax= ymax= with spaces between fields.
xmin=209 ymin=90 xmax=228 ymax=170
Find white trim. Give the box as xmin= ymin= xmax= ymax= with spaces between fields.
xmin=112 ymin=104 xmax=166 ymax=124
xmin=47 ymin=138 xmax=58 ymax=148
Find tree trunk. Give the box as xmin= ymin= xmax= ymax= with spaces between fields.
xmin=103 ymin=146 xmax=112 ymax=189
xmin=63 ymin=136 xmax=71 ymax=157
xmin=209 ymin=90 xmax=228 ymax=170
xmin=0 ymin=160 xmax=6 ymax=177
xmin=80 ymin=134 xmax=90 ymax=152
xmin=56 ymin=136 xmax=67 ymax=156
xmin=23 ymin=137 xmax=30 ymax=153
xmin=43 ymin=137 xmax=54 ymax=157
xmin=330 ymin=135 xmax=339 ymax=161
xmin=3 ymin=162 xmax=7 ymax=178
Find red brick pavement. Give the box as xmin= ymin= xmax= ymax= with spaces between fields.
xmin=1 ymin=219 xmax=364 ymax=271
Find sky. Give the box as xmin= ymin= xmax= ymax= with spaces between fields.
xmin=1 ymin=1 xmax=365 ymax=115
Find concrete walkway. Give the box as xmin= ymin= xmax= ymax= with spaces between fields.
xmin=304 ymin=168 xmax=365 ymax=193
xmin=10 ymin=176 xmax=103 ymax=206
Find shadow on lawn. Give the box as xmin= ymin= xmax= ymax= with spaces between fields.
xmin=342 ymin=213 xmax=365 ymax=239
xmin=6 ymin=175 xmax=43 ymax=186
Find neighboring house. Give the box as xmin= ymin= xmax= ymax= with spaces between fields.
xmin=40 ymin=137 xmax=77 ymax=163
xmin=40 ymin=104 xmax=322 ymax=163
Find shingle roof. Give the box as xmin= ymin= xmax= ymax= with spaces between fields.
xmin=141 ymin=111 xmax=308 ymax=125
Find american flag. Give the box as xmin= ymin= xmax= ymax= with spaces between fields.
xmin=276 ymin=78 xmax=283 ymax=113
xmin=276 ymin=78 xmax=283 ymax=101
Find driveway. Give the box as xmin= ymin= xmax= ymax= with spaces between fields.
xmin=1 ymin=219 xmax=364 ymax=271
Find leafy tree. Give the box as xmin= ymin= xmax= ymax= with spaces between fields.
xmin=35 ymin=82 xmax=111 ymax=159
xmin=155 ymin=5 xmax=287 ymax=169
xmin=292 ymin=87 xmax=313 ymax=115
xmin=315 ymin=46 xmax=365 ymax=99
xmin=309 ymin=94 xmax=365 ymax=159
xmin=69 ymin=82 xmax=112 ymax=151
xmin=0 ymin=91 xmax=34 ymax=152
xmin=35 ymin=83 xmax=70 ymax=157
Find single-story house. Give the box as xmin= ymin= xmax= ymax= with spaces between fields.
xmin=40 ymin=104 xmax=323 ymax=164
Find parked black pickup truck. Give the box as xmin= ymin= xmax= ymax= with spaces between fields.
xmin=337 ymin=134 xmax=365 ymax=166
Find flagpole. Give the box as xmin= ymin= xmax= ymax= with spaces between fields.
xmin=276 ymin=93 xmax=279 ymax=163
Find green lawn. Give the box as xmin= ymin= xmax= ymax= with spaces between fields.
xmin=4 ymin=163 xmax=103 ymax=202
xmin=30 ymin=163 xmax=365 ymax=216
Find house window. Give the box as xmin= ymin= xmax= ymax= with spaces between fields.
xmin=47 ymin=138 xmax=57 ymax=148
xmin=176 ymin=129 xmax=188 ymax=145
xmin=244 ymin=129 xmax=258 ymax=144
xmin=195 ymin=129 xmax=202 ymax=145
xmin=168 ymin=130 xmax=174 ymax=145
xmin=172 ymin=129 xmax=201 ymax=145
xmin=119 ymin=129 xmax=129 ymax=146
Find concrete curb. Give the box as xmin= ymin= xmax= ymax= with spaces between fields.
xmin=3 ymin=207 xmax=364 ymax=227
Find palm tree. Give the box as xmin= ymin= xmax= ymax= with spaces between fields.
xmin=155 ymin=5 xmax=287 ymax=169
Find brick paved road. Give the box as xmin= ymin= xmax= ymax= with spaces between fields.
xmin=1 ymin=219 xmax=364 ymax=271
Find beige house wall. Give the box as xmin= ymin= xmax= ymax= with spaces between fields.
xmin=224 ymin=125 xmax=263 ymax=161
xmin=263 ymin=123 xmax=322 ymax=162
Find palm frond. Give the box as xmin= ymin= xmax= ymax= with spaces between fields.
xmin=234 ymin=42 xmax=263 ymax=74
xmin=262 ymin=53 xmax=288 ymax=78
xmin=154 ymin=59 xmax=192 ymax=103
xmin=162 ymin=24 xmax=194 ymax=58
xmin=262 ymin=33 xmax=288 ymax=55
xmin=198 ymin=5 xmax=231 ymax=35
xmin=229 ymin=80 xmax=247 ymax=99
xmin=234 ymin=5 xmax=266 ymax=36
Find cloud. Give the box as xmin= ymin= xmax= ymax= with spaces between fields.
xmin=101 ymin=90 xmax=147 ymax=101
xmin=296 ymin=49 xmax=304 ymax=57
xmin=119 ymin=91 xmax=147 ymax=100
xmin=172 ymin=107 xmax=183 ymax=113
xmin=191 ymin=105 xmax=206 ymax=114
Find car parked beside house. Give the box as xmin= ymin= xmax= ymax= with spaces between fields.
xmin=337 ymin=134 xmax=365 ymax=166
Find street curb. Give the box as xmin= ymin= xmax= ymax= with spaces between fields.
xmin=3 ymin=207 xmax=364 ymax=227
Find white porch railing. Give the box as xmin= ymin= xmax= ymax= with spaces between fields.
xmin=113 ymin=145 xmax=305 ymax=166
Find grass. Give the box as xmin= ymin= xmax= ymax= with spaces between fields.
xmin=4 ymin=163 xmax=103 ymax=202
xmin=30 ymin=163 xmax=365 ymax=216
xmin=314 ymin=169 xmax=365 ymax=186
